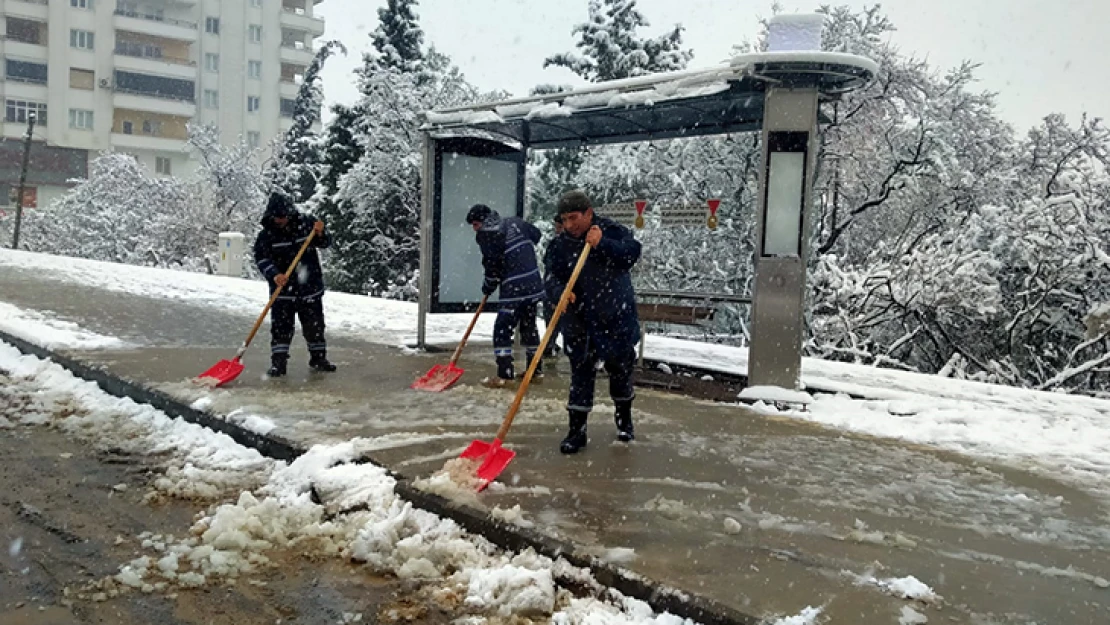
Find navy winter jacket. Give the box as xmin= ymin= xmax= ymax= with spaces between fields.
xmin=476 ymin=212 xmax=545 ymax=304
xmin=544 ymin=215 xmax=641 ymax=358
xmin=253 ymin=208 xmax=331 ymax=301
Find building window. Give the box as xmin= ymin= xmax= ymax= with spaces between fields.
xmin=117 ymin=40 xmax=163 ymax=59
xmin=251 ymin=0 xmax=262 ymax=6
xmin=205 ymin=17 xmax=220 ymax=34
xmin=5 ymin=100 xmax=48 ymax=126
xmin=155 ymin=156 xmax=172 ymax=175
xmin=249 ymin=25 xmax=262 ymax=43
xmin=248 ymin=60 xmax=262 ymax=79
xmin=6 ymin=17 xmax=46 ymax=45
xmin=6 ymin=59 xmax=48 ymax=84
xmin=280 ymin=98 xmax=297 ymax=118
xmin=204 ymin=90 xmax=219 ymax=109
xmin=205 ymin=53 xmax=219 ymax=72
xmin=247 ymin=96 xmax=260 ymax=113
xmin=69 ymin=109 xmax=94 ymax=130
xmin=70 ymin=0 xmax=92 ymax=8
xmin=70 ymin=29 xmax=95 ymax=50
xmin=247 ymin=131 xmax=260 ymax=148
xmin=142 ymin=119 xmax=163 ymax=136
xmin=69 ymin=68 xmax=95 ymax=90
xmin=122 ymin=120 xmax=133 ymax=134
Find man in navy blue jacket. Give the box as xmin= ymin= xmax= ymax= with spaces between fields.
xmin=545 ymin=190 xmax=642 ymax=453
xmin=467 ymin=204 xmax=545 ymax=387
xmin=253 ymin=192 xmax=335 ymax=377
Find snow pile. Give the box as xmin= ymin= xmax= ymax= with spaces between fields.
xmin=413 ymin=457 xmax=486 ymax=507
xmin=854 ymin=574 xmax=941 ymax=605
xmin=769 ymin=605 xmax=823 ymax=625
xmin=738 ymin=385 xmax=814 ymax=406
xmin=899 ymin=605 xmax=929 ymax=624
xmin=767 ymin=14 xmax=826 ymax=52
xmin=0 ymin=340 xmax=702 ymax=624
xmin=491 ymin=504 xmax=535 ymax=529
xmin=0 ymin=300 xmax=128 ymax=350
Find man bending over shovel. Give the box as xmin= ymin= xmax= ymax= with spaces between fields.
xmin=545 ymin=190 xmax=642 ymax=453
xmin=254 ymin=192 xmax=336 ymax=377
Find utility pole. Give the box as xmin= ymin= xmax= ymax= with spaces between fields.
xmin=11 ymin=111 xmax=35 ymax=250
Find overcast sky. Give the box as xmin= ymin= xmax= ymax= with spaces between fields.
xmin=314 ymin=0 xmax=1110 ymax=132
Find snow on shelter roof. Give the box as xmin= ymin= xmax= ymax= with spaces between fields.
xmin=422 ymin=51 xmax=878 ymax=149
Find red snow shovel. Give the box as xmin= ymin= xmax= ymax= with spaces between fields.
xmin=197 ymin=229 xmax=317 ymax=387
xmin=411 ymin=294 xmax=489 ymax=392
xmin=461 ymin=243 xmax=592 ymax=489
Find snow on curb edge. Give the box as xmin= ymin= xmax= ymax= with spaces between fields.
xmin=0 ymin=328 xmax=758 ymax=625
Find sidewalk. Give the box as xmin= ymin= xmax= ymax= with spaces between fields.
xmin=1 ymin=257 xmax=1108 ymax=624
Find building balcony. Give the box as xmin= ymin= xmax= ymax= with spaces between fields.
xmin=5 ymin=0 xmax=49 ymax=21
xmin=111 ymin=132 xmax=187 ymax=152
xmin=280 ymin=44 xmax=314 ymax=65
xmin=113 ymin=91 xmax=195 ymax=117
xmin=279 ymin=8 xmax=325 ymax=36
xmin=113 ymin=10 xmax=198 ymax=42
xmin=114 ymin=50 xmax=196 ymax=80
xmin=3 ymin=41 xmax=48 ymax=62
xmin=280 ymin=80 xmax=301 ymax=98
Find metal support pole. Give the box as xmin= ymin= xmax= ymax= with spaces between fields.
xmin=11 ymin=112 xmax=36 ymax=250
xmin=416 ymin=133 xmax=436 ymax=349
xmin=748 ymin=88 xmax=819 ymax=389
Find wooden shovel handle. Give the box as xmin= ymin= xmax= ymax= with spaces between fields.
xmin=449 ymin=294 xmax=488 ymax=366
xmin=494 ymin=243 xmax=591 ymax=442
xmin=238 ymin=228 xmax=317 ymax=360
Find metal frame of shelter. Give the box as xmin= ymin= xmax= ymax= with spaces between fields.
xmin=416 ymin=51 xmax=877 ymax=390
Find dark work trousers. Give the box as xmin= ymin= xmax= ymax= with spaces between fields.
xmin=493 ymin=299 xmax=541 ymax=379
xmin=564 ymin=335 xmax=636 ymax=413
xmin=542 ymin=300 xmax=563 ymax=356
xmin=270 ymin=295 xmax=327 ymax=361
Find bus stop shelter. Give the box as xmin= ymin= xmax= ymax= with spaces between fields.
xmin=416 ymin=49 xmax=877 ymax=391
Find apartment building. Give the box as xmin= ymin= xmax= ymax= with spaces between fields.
xmin=0 ymin=0 xmax=323 ymax=210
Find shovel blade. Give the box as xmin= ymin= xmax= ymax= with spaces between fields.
xmin=197 ymin=359 xmax=244 ymax=387
xmin=459 ymin=438 xmax=516 ymax=490
xmin=411 ymin=363 xmax=464 ymax=392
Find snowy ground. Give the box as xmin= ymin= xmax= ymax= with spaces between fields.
xmin=2 ymin=249 xmax=1109 ymax=498
xmin=0 ymin=339 xmax=735 ymax=625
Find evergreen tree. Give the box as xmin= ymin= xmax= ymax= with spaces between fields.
xmin=370 ymin=0 xmax=424 ymax=73
xmin=269 ymin=40 xmax=346 ymax=202
xmin=544 ymin=0 xmax=692 ymax=81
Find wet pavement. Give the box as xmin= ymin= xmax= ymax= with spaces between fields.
xmin=2 ymin=266 xmax=1109 ymax=624
xmin=0 ymin=385 xmax=447 ymax=625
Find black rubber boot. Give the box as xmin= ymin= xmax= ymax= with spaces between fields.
xmin=615 ymin=399 xmax=635 ymax=442
xmin=267 ymin=356 xmax=288 ymax=378
xmin=308 ymin=352 xmax=337 ymax=372
xmin=560 ymin=410 xmax=589 ymax=454
xmin=525 ymin=349 xmax=543 ymax=378
xmin=495 ymin=355 xmax=514 ymax=381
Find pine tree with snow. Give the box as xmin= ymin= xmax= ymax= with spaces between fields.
xmin=370 ymin=0 xmax=424 ymax=73
xmin=544 ymin=0 xmax=692 ymax=81
xmin=269 ymin=40 xmax=346 ymax=203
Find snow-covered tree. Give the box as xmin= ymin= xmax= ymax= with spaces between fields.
xmin=186 ymin=123 xmax=265 ymax=235
xmin=327 ymin=58 xmax=478 ymax=296
xmin=21 ymin=154 xmax=208 ymax=268
xmin=370 ymin=0 xmax=424 ymax=73
xmin=313 ymin=2 xmax=486 ymax=296
xmin=545 ymin=0 xmax=692 ymax=81
xmin=268 ymin=40 xmax=346 ymax=202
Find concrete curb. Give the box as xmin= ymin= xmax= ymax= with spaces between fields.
xmin=0 ymin=330 xmax=758 ymax=625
